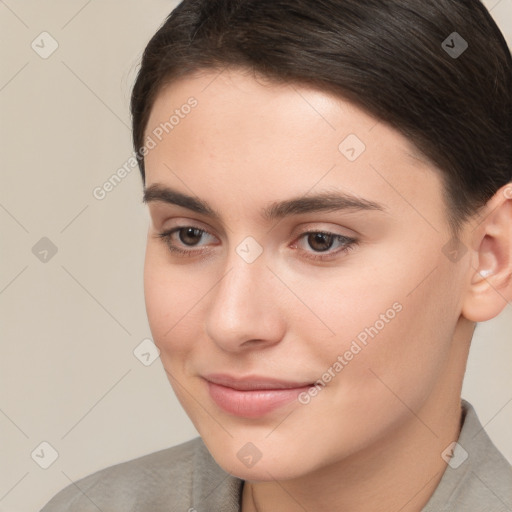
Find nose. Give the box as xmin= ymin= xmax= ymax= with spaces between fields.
xmin=204 ymin=250 xmax=286 ymax=353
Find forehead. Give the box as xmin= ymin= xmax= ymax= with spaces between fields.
xmin=146 ymin=68 xmax=425 ymax=155
xmin=144 ymin=68 xmax=445 ymax=228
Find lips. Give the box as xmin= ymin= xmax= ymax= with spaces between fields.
xmin=204 ymin=374 xmax=313 ymax=418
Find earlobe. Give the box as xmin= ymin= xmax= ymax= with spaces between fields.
xmin=461 ymin=184 xmax=512 ymax=322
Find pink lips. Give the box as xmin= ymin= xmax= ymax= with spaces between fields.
xmin=204 ymin=374 xmax=312 ymax=418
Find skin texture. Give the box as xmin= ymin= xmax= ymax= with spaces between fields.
xmin=142 ymin=68 xmax=512 ymax=512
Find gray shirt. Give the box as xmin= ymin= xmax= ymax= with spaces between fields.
xmin=40 ymin=400 xmax=512 ymax=511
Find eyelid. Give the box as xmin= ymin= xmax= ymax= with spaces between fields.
xmin=158 ymin=221 xmax=356 ymax=246
xmin=155 ymin=215 xmax=217 ymax=232
xmin=156 ymin=223 xmax=358 ymax=263
xmin=290 ymin=222 xmax=358 ymax=240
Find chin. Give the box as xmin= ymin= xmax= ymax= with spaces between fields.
xmin=211 ymin=449 xmax=306 ymax=482
xmin=198 ymin=429 xmax=326 ymax=482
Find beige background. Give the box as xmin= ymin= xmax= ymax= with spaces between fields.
xmin=0 ymin=1 xmax=511 ymax=510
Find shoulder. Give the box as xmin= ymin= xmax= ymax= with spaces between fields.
xmin=423 ymin=400 xmax=512 ymax=512
xmin=39 ymin=437 xmax=241 ymax=512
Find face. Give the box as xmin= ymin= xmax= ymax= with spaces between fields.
xmin=142 ymin=68 xmax=471 ymax=480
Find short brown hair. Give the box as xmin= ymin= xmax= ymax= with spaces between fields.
xmin=131 ymin=0 xmax=512 ymax=233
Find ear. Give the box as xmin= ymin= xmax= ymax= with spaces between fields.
xmin=461 ymin=184 xmax=512 ymax=322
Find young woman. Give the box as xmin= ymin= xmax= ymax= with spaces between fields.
xmin=41 ymin=0 xmax=512 ymax=510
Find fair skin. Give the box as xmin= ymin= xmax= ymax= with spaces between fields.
xmin=142 ymin=68 xmax=512 ymax=512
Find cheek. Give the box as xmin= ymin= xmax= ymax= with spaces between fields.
xmin=143 ymin=246 xmax=201 ymax=357
xmin=295 ymin=246 xmax=458 ymax=402
xmin=269 ymin=263 xmax=458 ymax=464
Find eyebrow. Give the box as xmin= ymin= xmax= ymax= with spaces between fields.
xmin=143 ymin=184 xmax=386 ymax=221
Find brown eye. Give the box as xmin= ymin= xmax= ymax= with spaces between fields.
xmin=157 ymin=225 xmax=219 ymax=257
xmin=294 ymin=230 xmax=358 ymax=262
xmin=178 ymin=227 xmax=204 ymax=246
xmin=307 ymin=232 xmax=335 ymax=252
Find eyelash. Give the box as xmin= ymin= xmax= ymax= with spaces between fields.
xmin=156 ymin=226 xmax=358 ymax=262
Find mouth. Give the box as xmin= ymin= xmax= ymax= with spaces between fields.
xmin=203 ymin=374 xmax=314 ymax=418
